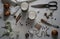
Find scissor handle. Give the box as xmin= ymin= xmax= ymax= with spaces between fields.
xmin=48 ymin=1 xmax=58 ymax=10
xmin=49 ymin=1 xmax=57 ymax=5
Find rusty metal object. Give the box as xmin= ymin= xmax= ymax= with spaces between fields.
xmin=49 ymin=12 xmax=53 ymax=17
xmin=4 ymin=3 xmax=10 ymax=9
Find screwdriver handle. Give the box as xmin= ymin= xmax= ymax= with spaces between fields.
xmin=52 ymin=25 xmax=60 ymax=28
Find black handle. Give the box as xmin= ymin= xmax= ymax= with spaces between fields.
xmin=48 ymin=1 xmax=57 ymax=10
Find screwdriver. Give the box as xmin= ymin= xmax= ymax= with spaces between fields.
xmin=41 ymin=19 xmax=59 ymax=28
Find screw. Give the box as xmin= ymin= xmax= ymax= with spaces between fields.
xmin=54 ymin=18 xmax=56 ymax=20
xmin=25 ymin=33 xmax=29 ymax=39
xmin=20 ymin=23 xmax=23 ymax=26
xmin=37 ymin=11 xmax=40 ymax=14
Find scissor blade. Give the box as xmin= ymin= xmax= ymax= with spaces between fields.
xmin=31 ymin=4 xmax=48 ymax=8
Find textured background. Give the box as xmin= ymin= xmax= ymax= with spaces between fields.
xmin=0 ymin=0 xmax=60 ymax=39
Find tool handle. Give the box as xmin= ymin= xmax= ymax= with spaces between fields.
xmin=52 ymin=25 xmax=59 ymax=28
xmin=48 ymin=1 xmax=57 ymax=10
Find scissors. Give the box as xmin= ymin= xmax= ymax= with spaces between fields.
xmin=31 ymin=1 xmax=58 ymax=11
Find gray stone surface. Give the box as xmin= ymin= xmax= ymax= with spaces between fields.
xmin=0 ymin=0 xmax=60 ymax=39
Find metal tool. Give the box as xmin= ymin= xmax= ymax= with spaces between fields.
xmin=31 ymin=1 xmax=58 ymax=11
xmin=41 ymin=19 xmax=60 ymax=28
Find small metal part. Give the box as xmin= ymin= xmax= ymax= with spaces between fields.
xmin=42 ymin=26 xmax=49 ymax=31
xmin=41 ymin=31 xmax=44 ymax=37
xmin=46 ymin=28 xmax=49 ymax=31
xmin=44 ymin=13 xmax=47 ymax=16
xmin=42 ymin=26 xmax=46 ymax=30
xmin=21 ymin=2 xmax=29 ymax=12
xmin=51 ymin=17 xmax=56 ymax=20
xmin=4 ymin=2 xmax=10 ymax=9
xmin=20 ymin=23 xmax=23 ymax=26
xmin=54 ymin=18 xmax=56 ymax=20
xmin=45 ymin=29 xmax=50 ymax=37
xmin=51 ymin=17 xmax=54 ymax=19
xmin=46 ymin=16 xmax=49 ymax=19
xmin=36 ymin=34 xmax=42 ymax=38
xmin=26 ymin=24 xmax=27 ymax=26
xmin=52 ymin=25 xmax=59 ymax=28
xmin=45 ymin=33 xmax=50 ymax=37
xmin=36 ymin=31 xmax=44 ymax=38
